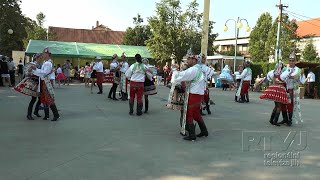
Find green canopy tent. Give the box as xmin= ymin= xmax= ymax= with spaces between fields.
xmin=25 ymin=40 xmax=153 ymax=59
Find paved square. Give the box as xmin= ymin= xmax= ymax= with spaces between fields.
xmin=0 ymin=84 xmax=319 ymax=180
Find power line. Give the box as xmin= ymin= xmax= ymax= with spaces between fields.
xmin=286 ymin=12 xmax=320 ymax=30
xmin=284 ymin=10 xmax=320 ymax=22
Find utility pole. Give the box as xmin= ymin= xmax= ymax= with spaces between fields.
xmin=275 ymin=0 xmax=288 ymax=63
xmin=201 ymin=0 xmax=210 ymax=57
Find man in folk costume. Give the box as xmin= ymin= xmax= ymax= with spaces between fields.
xmin=93 ymin=56 xmax=104 ymax=94
xmin=236 ymin=60 xmax=252 ymax=103
xmin=119 ymin=53 xmax=129 ymax=101
xmin=171 ymin=53 xmax=208 ymax=141
xmin=279 ymin=53 xmax=303 ymax=126
xmin=108 ymin=54 xmax=120 ymax=100
xmin=125 ymin=54 xmax=148 ymax=116
xmin=142 ymin=58 xmax=157 ymax=113
xmin=31 ymin=48 xmax=60 ymax=121
xmin=197 ymin=54 xmax=218 ymax=115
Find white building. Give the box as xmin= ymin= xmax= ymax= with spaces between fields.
xmin=213 ymin=18 xmax=320 ymax=62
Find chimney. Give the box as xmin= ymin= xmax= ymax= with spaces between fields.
xmin=96 ymin=21 xmax=99 ymax=28
xmin=92 ymin=26 xmax=94 ymax=30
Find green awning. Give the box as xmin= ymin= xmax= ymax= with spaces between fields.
xmin=25 ymin=40 xmax=153 ymax=59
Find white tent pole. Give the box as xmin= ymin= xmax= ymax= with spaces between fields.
xmin=75 ymin=42 xmax=80 ymax=70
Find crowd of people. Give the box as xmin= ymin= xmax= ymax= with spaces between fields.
xmin=1 ymin=46 xmax=311 ymax=142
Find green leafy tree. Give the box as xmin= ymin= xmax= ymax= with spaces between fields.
xmin=265 ymin=14 xmax=299 ymax=62
xmin=248 ymin=12 xmax=273 ymax=62
xmin=0 ymin=0 xmax=27 ymax=56
xmin=146 ymin=0 xmax=217 ymax=64
xmin=23 ymin=12 xmax=54 ymax=48
xmin=302 ymin=39 xmax=318 ymax=61
xmin=123 ymin=14 xmax=152 ymax=46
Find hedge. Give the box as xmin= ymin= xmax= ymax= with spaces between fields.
xmin=315 ymin=66 xmax=320 ymax=98
xmin=250 ymin=62 xmax=276 ymax=83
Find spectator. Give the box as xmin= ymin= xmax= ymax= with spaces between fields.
xmin=62 ymin=60 xmax=71 ymax=85
xmin=163 ymin=62 xmax=171 ymax=86
xmin=1 ymin=57 xmax=11 ymax=87
xmin=17 ymin=59 xmax=24 ymax=82
xmin=306 ymin=69 xmax=315 ymax=98
xmin=156 ymin=65 xmax=162 ymax=86
xmin=8 ymin=57 xmax=16 ymax=86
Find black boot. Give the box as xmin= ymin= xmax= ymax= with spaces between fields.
xmin=197 ymin=121 xmax=208 ymax=137
xmin=205 ymin=101 xmax=211 ymax=115
xmin=278 ymin=111 xmax=289 ymax=125
xmin=97 ymin=85 xmax=103 ymax=94
xmin=235 ymin=94 xmax=238 ymax=102
xmin=200 ymin=108 xmax=206 ymax=116
xmin=269 ymin=110 xmax=276 ymax=125
xmin=144 ymin=99 xmax=149 ymax=113
xmin=43 ymin=106 xmax=49 ymax=120
xmin=112 ymin=84 xmax=118 ymax=100
xmin=33 ymin=110 xmax=41 ymax=117
xmin=27 ymin=102 xmax=34 ymax=120
xmin=50 ymin=104 xmax=60 ymax=121
xmin=108 ymin=87 xmax=113 ymax=99
xmin=238 ymin=95 xmax=245 ymax=103
xmin=33 ymin=101 xmax=41 ymax=117
xmin=136 ymin=103 xmax=143 ymax=116
xmin=183 ymin=123 xmax=196 ymax=141
xmin=245 ymin=93 xmax=249 ymax=103
xmin=287 ymin=112 xmax=293 ymax=126
xmin=273 ymin=112 xmax=281 ymax=126
xmin=121 ymin=92 xmax=126 ymax=101
xmin=129 ymin=102 xmax=134 ymax=115
xmin=27 ymin=115 xmax=34 ymax=120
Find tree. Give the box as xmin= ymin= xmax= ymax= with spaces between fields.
xmin=248 ymin=12 xmax=273 ymax=62
xmin=23 ymin=12 xmax=49 ymax=48
xmin=0 ymin=0 xmax=27 ymax=56
xmin=302 ymin=39 xmax=318 ymax=61
xmin=123 ymin=14 xmax=152 ymax=46
xmin=146 ymin=0 xmax=217 ymax=64
xmin=265 ymin=14 xmax=299 ymax=62
xmin=23 ymin=12 xmax=58 ymax=48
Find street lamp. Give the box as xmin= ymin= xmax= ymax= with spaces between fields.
xmin=223 ymin=17 xmax=250 ymax=72
xmin=7 ymin=29 xmax=13 ymax=35
xmin=0 ymin=28 xmax=13 ymax=40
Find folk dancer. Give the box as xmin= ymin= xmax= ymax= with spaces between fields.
xmin=125 ymin=54 xmax=148 ymax=116
xmin=197 ymin=54 xmax=218 ymax=115
xmin=31 ymin=48 xmax=60 ymax=121
xmin=142 ymin=58 xmax=157 ymax=113
xmin=163 ymin=62 xmax=171 ymax=86
xmin=236 ymin=61 xmax=252 ymax=103
xmin=234 ymin=65 xmax=243 ymax=101
xmin=90 ymin=61 xmax=97 ymax=94
xmin=108 ymin=54 xmax=120 ymax=100
xmin=119 ymin=53 xmax=129 ymax=101
xmin=93 ymin=56 xmax=104 ymax=94
xmin=260 ymin=61 xmax=289 ymax=126
xmin=171 ymin=54 xmax=208 ymax=141
xmin=14 ymin=53 xmax=42 ymax=120
xmin=279 ymin=53 xmax=303 ymax=126
xmin=219 ymin=65 xmax=233 ymax=91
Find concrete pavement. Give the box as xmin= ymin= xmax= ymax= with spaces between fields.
xmin=0 ymin=83 xmax=319 ymax=180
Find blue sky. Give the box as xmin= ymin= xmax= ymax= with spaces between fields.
xmin=21 ymin=0 xmax=319 ymax=39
